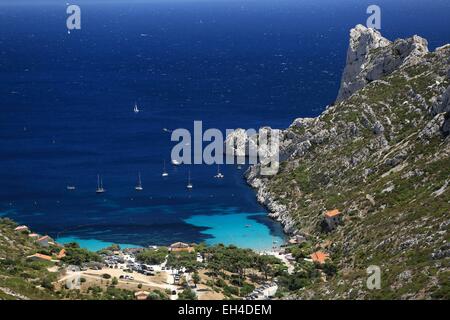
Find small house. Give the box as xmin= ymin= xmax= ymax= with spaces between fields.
xmin=310 ymin=251 xmax=330 ymax=264
xmin=37 ymin=235 xmax=52 ymax=247
xmin=56 ymin=249 xmax=66 ymax=259
xmin=134 ymin=291 xmax=149 ymax=300
xmin=169 ymin=242 xmax=194 ymax=253
xmin=14 ymin=225 xmax=29 ymax=232
xmin=26 ymin=253 xmax=53 ymax=262
xmin=28 ymin=233 xmax=40 ymax=239
xmin=324 ymin=209 xmax=341 ymax=230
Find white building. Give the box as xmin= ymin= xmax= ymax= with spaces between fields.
xmin=37 ymin=235 xmax=53 ymax=247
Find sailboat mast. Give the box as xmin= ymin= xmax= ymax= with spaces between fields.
xmin=186 ymin=169 xmax=193 ymax=189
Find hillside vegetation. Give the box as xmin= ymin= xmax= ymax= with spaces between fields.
xmin=246 ymin=25 xmax=450 ymax=299
xmin=0 ymin=218 xmax=59 ymax=299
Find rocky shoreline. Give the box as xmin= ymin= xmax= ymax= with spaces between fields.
xmin=245 ymin=166 xmax=295 ymax=235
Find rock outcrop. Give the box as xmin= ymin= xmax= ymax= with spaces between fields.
xmin=336 ymin=24 xmax=429 ymax=103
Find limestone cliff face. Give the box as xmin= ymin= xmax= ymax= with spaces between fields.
xmin=336 ymin=24 xmax=429 ymax=103
xmin=246 ymin=25 xmax=449 ymax=299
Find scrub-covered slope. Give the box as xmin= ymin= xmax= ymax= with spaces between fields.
xmin=246 ymin=25 xmax=450 ymax=299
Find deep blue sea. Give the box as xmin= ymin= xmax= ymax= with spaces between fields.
xmin=0 ymin=0 xmax=449 ymax=251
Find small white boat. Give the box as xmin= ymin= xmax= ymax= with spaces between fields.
xmin=214 ymin=164 xmax=224 ymax=179
xmin=162 ymin=160 xmax=169 ymax=177
xmin=96 ymin=175 xmax=105 ymax=194
xmin=172 ymin=159 xmax=181 ymax=166
xmin=186 ymin=170 xmax=193 ymax=189
xmin=133 ymin=102 xmax=140 ymax=113
xmin=66 ymin=185 xmax=76 ymax=191
xmin=135 ymin=172 xmax=143 ymax=191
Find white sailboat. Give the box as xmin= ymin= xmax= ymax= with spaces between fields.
xmin=186 ymin=170 xmax=193 ymax=189
xmin=96 ymin=174 xmax=105 ymax=194
xmin=133 ymin=102 xmax=140 ymax=113
xmin=171 ymin=159 xmax=181 ymax=166
xmin=135 ymin=172 xmax=143 ymax=191
xmin=66 ymin=185 xmax=76 ymax=191
xmin=162 ymin=160 xmax=169 ymax=177
xmin=214 ymin=164 xmax=224 ymax=179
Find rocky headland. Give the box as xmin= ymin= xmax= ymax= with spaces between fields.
xmin=245 ymin=24 xmax=450 ymax=299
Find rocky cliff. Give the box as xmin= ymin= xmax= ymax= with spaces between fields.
xmin=336 ymin=25 xmax=429 ymax=103
xmin=246 ymin=25 xmax=450 ymax=299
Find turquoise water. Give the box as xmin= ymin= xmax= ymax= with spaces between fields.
xmin=57 ymin=236 xmax=141 ymax=252
xmin=56 ymin=211 xmax=286 ymax=252
xmin=184 ymin=212 xmax=285 ymax=252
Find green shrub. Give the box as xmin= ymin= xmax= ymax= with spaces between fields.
xmin=136 ymin=247 xmax=168 ymax=265
xmin=177 ymin=288 xmax=197 ymax=300
xmin=240 ymin=282 xmax=255 ymax=297
xmin=62 ymin=247 xmax=102 ymax=266
xmin=223 ymin=285 xmax=239 ymax=296
xmin=215 ymin=278 xmax=226 ymax=288
xmin=40 ymin=277 xmax=54 ymax=290
xmin=147 ymin=292 xmax=161 ymax=300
